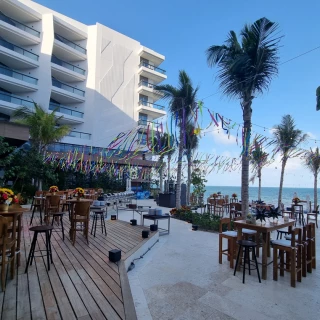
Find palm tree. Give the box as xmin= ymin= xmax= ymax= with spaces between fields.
xmin=185 ymin=124 xmax=199 ymax=204
xmin=13 ymin=102 xmax=70 ymax=154
xmin=304 ymin=147 xmax=320 ymax=210
xmin=250 ymin=138 xmax=268 ymax=201
xmin=206 ymin=17 xmax=281 ymax=217
xmin=155 ymin=71 xmax=199 ymax=208
xmin=316 ymin=86 xmax=320 ymax=110
xmin=166 ymin=138 xmax=175 ymax=192
xmin=13 ymin=102 xmax=70 ymax=189
xmin=273 ymin=115 xmax=308 ymax=207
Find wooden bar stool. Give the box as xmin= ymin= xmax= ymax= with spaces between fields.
xmin=219 ymin=218 xmax=237 ymax=268
xmin=272 ymin=227 xmax=302 ymax=287
xmin=91 ymin=210 xmax=107 ymax=237
xmin=30 ymin=197 xmax=43 ymax=225
xmin=51 ymin=212 xmax=65 ymax=241
xmin=25 ymin=225 xmax=53 ymax=273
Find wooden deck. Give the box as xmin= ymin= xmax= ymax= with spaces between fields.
xmin=0 ymin=213 xmax=158 ymax=320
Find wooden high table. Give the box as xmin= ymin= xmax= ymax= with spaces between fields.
xmin=234 ymin=218 xmax=295 ymax=280
xmin=0 ymin=206 xmax=28 ymax=266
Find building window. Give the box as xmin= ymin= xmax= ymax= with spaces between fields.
xmin=138 ymin=132 xmax=147 ymax=145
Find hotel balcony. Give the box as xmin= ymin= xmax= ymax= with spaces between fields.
xmin=0 ymin=91 xmax=33 ymax=116
xmin=67 ymin=130 xmax=91 ymax=140
xmin=51 ymin=55 xmax=86 ymax=83
xmin=0 ymin=11 xmax=40 ymax=46
xmin=0 ymin=38 xmax=39 ymax=70
xmin=139 ymin=46 xmax=165 ymax=66
xmin=53 ymin=33 xmax=87 ymax=62
xmin=138 ymin=119 xmax=163 ymax=132
xmin=138 ymin=61 xmax=167 ymax=84
xmin=137 ymin=80 xmax=163 ymax=102
xmin=137 ymin=100 xmax=166 ymax=119
xmin=51 ymin=77 xmax=85 ymax=104
xmin=49 ymin=102 xmax=84 ymax=124
xmin=0 ymin=65 xmax=38 ymax=93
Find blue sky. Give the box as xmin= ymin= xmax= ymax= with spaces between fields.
xmin=37 ymin=0 xmax=320 ymax=188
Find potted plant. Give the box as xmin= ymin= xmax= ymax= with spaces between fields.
xmin=292 ymin=197 xmax=300 ymax=205
xmin=0 ymin=188 xmax=18 ymax=211
xmin=255 ymin=208 xmax=267 ymax=225
xmin=268 ymin=206 xmax=281 ymax=224
xmin=246 ymin=213 xmax=256 ymax=225
xmin=232 ymin=193 xmax=237 ymax=199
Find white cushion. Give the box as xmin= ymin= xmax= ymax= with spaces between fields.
xmin=221 ymin=231 xmax=237 ymax=237
xmin=242 ymin=228 xmax=257 ymax=235
xmin=271 ymin=240 xmax=291 ymax=247
xmin=284 ymin=234 xmax=298 ymax=240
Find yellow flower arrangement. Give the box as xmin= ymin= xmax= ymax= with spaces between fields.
xmin=293 ymin=197 xmax=300 ymax=204
xmin=0 ymin=188 xmax=18 ymax=205
xmin=74 ymin=187 xmax=85 ymax=198
xmin=49 ymin=186 xmax=59 ymax=193
xmin=232 ymin=193 xmax=237 ymax=198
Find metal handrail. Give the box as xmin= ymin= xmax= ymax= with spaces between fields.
xmin=51 ymin=55 xmax=85 ymax=75
xmin=49 ymin=102 xmax=84 ymax=118
xmin=138 ymin=119 xmax=159 ymax=126
xmin=0 ymin=38 xmax=39 ymax=61
xmin=68 ymin=130 xmax=91 ymax=139
xmin=139 ymin=61 xmax=166 ymax=74
xmin=54 ymin=33 xmax=86 ymax=54
xmin=138 ymin=80 xmax=155 ymax=89
xmin=52 ymin=78 xmax=85 ymax=96
xmin=138 ymin=100 xmax=165 ymax=110
xmin=0 ymin=65 xmax=38 ymax=84
xmin=0 ymin=91 xmax=34 ymax=107
xmin=0 ymin=11 xmax=40 ymax=37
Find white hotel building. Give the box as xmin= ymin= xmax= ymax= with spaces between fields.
xmin=0 ymin=0 xmax=167 ymax=153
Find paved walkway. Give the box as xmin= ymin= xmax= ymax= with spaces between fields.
xmin=116 ymin=199 xmax=320 ymax=320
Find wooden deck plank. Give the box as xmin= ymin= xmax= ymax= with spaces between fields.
xmin=0 ymin=213 xmax=155 ymax=320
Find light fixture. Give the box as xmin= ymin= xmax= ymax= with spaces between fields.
xmin=142 ymin=230 xmax=149 ymax=238
xmin=111 ymin=215 xmax=117 ymax=220
xmin=109 ymin=249 xmax=121 ymax=262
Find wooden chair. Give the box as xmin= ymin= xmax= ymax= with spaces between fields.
xmin=306 ymin=222 xmax=316 ymax=272
xmin=70 ymin=201 xmax=91 ymax=245
xmin=0 ymin=216 xmax=16 ymax=291
xmin=272 ymin=227 xmax=302 ymax=287
xmin=219 ymin=218 xmax=237 ymax=268
xmin=44 ymin=195 xmax=61 ymax=224
xmin=230 ymin=203 xmax=242 ymax=220
xmin=306 ymin=205 xmax=318 ymax=228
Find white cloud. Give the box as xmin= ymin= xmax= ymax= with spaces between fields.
xmin=211 ymin=128 xmax=237 ymax=145
xmin=307 ymin=132 xmax=316 ymax=139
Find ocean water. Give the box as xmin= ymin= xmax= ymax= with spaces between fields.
xmin=203 ymin=186 xmax=319 ymax=208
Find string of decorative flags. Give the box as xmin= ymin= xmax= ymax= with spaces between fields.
xmin=44 ymin=101 xmax=318 ymax=177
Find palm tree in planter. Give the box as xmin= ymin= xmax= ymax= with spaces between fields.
xmin=206 ymin=17 xmax=281 ymax=218
xmin=185 ymin=123 xmax=199 ymax=204
xmin=155 ymin=70 xmax=199 ymax=208
xmin=304 ymin=147 xmax=320 ymax=210
xmin=273 ymin=114 xmax=308 ymax=207
xmin=13 ymin=102 xmax=70 ymax=189
xmin=250 ymin=138 xmax=269 ymax=201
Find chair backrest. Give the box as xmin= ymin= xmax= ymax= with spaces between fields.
xmin=219 ymin=217 xmax=231 ymax=233
xmin=216 ymin=199 xmax=224 ymax=206
xmin=74 ymin=201 xmax=90 ymax=217
xmin=232 ymin=203 xmax=242 ymax=211
xmin=46 ymin=195 xmax=61 ymax=207
xmin=289 ymin=227 xmax=302 ymax=247
xmin=35 ymin=190 xmax=43 ymax=197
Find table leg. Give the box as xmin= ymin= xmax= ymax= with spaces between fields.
xmin=168 ymin=217 xmax=170 ymax=234
xmin=237 ymin=227 xmax=242 ymax=271
xmin=262 ymin=232 xmax=268 ymax=280
xmin=17 ymin=215 xmax=22 ymax=267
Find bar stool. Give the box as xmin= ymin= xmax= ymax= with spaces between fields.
xmin=91 ymin=210 xmax=107 ymax=237
xmin=234 ymin=240 xmax=261 ymax=284
xmin=30 ymin=198 xmax=43 ymax=225
xmin=25 ymin=225 xmax=53 ymax=273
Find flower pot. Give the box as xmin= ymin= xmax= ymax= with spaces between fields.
xmin=0 ymin=203 xmax=9 ymax=212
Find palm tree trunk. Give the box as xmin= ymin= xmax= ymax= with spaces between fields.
xmin=314 ymin=172 xmax=318 ymax=211
xmin=187 ymin=154 xmax=192 ymax=205
xmin=278 ymin=157 xmax=287 ymax=207
xmin=241 ymin=100 xmax=252 ymax=218
xmin=159 ymin=157 xmax=164 ymax=192
xmin=167 ymin=153 xmax=171 ymax=191
xmin=258 ymin=167 xmax=262 ymax=201
xmin=176 ymin=126 xmax=184 ymax=209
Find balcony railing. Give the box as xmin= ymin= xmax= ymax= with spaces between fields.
xmin=52 ymin=78 xmax=85 ymax=97
xmin=68 ymin=130 xmax=91 ymax=139
xmin=138 ymin=80 xmax=156 ymax=89
xmin=138 ymin=100 xmax=165 ymax=110
xmin=0 ymin=91 xmax=34 ymax=108
xmin=51 ymin=55 xmax=85 ymax=75
xmin=138 ymin=119 xmax=159 ymax=126
xmin=0 ymin=11 xmax=40 ymax=37
xmin=0 ymin=65 xmax=38 ymax=84
xmin=49 ymin=102 xmax=84 ymax=118
xmin=0 ymin=38 xmax=39 ymax=61
xmin=139 ymin=61 xmax=166 ymax=74
xmin=54 ymin=33 xmax=86 ymax=55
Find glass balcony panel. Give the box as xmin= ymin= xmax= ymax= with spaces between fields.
xmin=54 ymin=33 xmax=86 ymax=54
xmin=0 ymin=65 xmax=38 ymax=84
xmin=51 ymin=55 xmax=85 ymax=75
xmin=0 ymin=11 xmax=40 ymax=37
xmin=0 ymin=91 xmax=34 ymax=107
xmin=0 ymin=38 xmax=39 ymax=61
xmin=49 ymin=102 xmax=83 ymax=118
xmin=52 ymin=78 xmax=85 ymax=97
xmin=139 ymin=61 xmax=166 ymax=74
